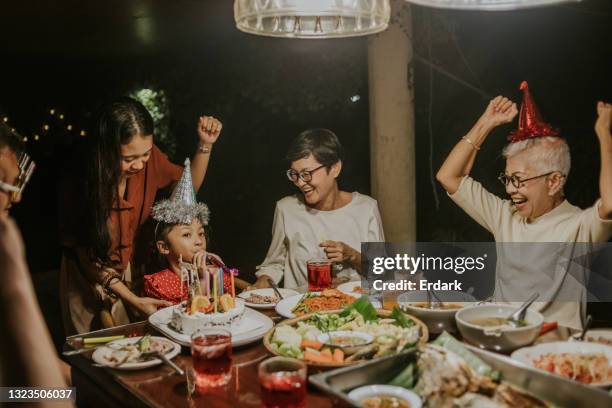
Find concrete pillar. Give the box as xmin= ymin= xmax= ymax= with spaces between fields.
xmin=368 ymin=0 xmax=416 ymax=242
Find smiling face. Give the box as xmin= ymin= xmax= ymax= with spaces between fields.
xmin=289 ymin=154 xmax=341 ymax=209
xmin=157 ymin=218 xmax=206 ymax=264
xmin=504 ymin=148 xmax=564 ymax=220
xmin=120 ymin=134 xmax=153 ymax=178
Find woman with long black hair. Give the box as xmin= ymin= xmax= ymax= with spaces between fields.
xmin=59 ymin=97 xmax=222 ymax=334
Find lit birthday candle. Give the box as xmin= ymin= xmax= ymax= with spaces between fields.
xmin=213 ymin=270 xmax=218 ymax=313
xmin=219 ymin=267 xmax=224 ymax=296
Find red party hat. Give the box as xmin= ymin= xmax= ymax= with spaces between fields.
xmin=508 ymin=81 xmax=560 ymax=143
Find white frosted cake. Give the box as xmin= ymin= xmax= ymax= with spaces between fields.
xmin=170 ymin=298 xmax=245 ymax=335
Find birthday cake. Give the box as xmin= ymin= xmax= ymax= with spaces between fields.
xmin=170 ymin=294 xmax=245 ymax=335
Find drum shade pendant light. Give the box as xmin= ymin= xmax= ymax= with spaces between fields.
xmin=234 ymin=0 xmax=391 ymax=39
xmin=403 ymin=0 xmax=578 ymax=11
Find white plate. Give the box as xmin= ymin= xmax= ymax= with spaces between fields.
xmin=570 ymin=329 xmax=612 ymax=346
xmin=238 ymin=288 xmax=299 ymax=309
xmin=274 ymin=292 xmax=381 ymax=319
xmin=92 ymin=336 xmax=180 ymax=370
xmin=336 ymin=281 xmax=367 ymax=296
xmin=148 ymin=305 xmax=274 ymax=347
xmin=348 ymin=385 xmax=422 ymax=408
xmin=511 ymin=341 xmax=612 ymax=387
xmin=274 ymin=293 xmax=314 ymax=319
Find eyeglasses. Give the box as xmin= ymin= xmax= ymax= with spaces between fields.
xmin=497 ymin=171 xmax=562 ymax=189
xmin=286 ymin=165 xmax=326 ymax=183
xmin=0 ymin=153 xmax=36 ymax=203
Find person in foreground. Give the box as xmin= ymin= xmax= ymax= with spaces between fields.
xmin=251 ymin=128 xmax=385 ymax=291
xmin=0 ymin=125 xmax=70 ymax=402
xmin=436 ymin=81 xmax=612 ymax=330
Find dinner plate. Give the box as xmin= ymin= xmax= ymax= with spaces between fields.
xmin=92 ymin=336 xmax=181 ymax=370
xmin=570 ymin=329 xmax=612 ymax=346
xmin=274 ymin=293 xmax=314 ymax=319
xmin=238 ymin=288 xmax=299 ymax=309
xmin=274 ymin=292 xmax=381 ymax=319
xmin=511 ymin=341 xmax=612 ymax=388
xmin=148 ymin=305 xmax=274 ymax=347
xmin=336 ymin=281 xmax=367 ymax=296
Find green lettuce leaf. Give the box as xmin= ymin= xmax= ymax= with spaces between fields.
xmin=391 ymin=306 xmax=415 ymax=328
xmin=339 ymin=296 xmax=378 ymax=322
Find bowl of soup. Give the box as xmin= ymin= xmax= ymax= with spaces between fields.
xmin=348 ymin=385 xmax=422 ymax=408
xmin=398 ymin=291 xmax=477 ymax=334
xmin=455 ymin=304 xmax=543 ymax=353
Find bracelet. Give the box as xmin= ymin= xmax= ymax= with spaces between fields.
xmin=462 ymin=136 xmax=480 ymax=151
xmin=198 ymin=143 xmax=211 ymax=154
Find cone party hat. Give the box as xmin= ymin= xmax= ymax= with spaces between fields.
xmin=508 ymin=81 xmax=560 ymax=143
xmin=151 ymin=158 xmax=210 ymax=225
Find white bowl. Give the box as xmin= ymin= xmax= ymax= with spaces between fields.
xmin=348 ymin=385 xmax=422 ymax=408
xmin=455 ymin=304 xmax=543 ymax=353
xmin=398 ymin=291 xmax=477 ymax=334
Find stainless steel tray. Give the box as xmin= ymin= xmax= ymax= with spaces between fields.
xmin=309 ymin=346 xmax=612 ymax=408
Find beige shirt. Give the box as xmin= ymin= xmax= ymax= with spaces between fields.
xmin=450 ymin=176 xmax=612 ymax=329
xmin=256 ymin=192 xmax=385 ymax=291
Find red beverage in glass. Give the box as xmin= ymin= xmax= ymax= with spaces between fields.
xmin=260 ymin=373 xmax=306 ymax=408
xmin=191 ymin=329 xmax=232 ymax=390
xmin=259 ymin=357 xmax=307 ymax=408
xmin=307 ymin=259 xmax=333 ymax=291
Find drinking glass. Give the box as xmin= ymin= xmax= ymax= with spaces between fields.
xmin=307 ymin=259 xmax=333 ymax=291
xmin=191 ymin=328 xmax=232 ymax=391
xmin=258 ymin=357 xmax=307 ymax=408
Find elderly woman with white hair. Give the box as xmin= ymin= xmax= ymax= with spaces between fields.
xmin=436 ymin=81 xmax=612 ymax=330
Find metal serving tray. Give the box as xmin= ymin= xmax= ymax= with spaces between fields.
xmin=309 ymin=346 xmax=612 ymax=408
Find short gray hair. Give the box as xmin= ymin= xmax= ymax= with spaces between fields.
xmin=502 ymin=137 xmax=571 ymax=178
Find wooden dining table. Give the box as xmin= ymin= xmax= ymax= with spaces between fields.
xmin=63 ymin=307 xmax=570 ymax=408
xmin=63 ymin=309 xmax=349 ymax=407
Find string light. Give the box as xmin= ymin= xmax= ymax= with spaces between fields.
xmin=7 ymin=106 xmax=88 ymax=143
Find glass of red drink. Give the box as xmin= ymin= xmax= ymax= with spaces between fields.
xmin=191 ymin=328 xmax=232 ymax=392
xmin=307 ymin=259 xmax=333 ymax=291
xmin=258 ymin=357 xmax=307 ymax=408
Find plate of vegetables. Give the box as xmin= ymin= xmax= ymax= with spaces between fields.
xmin=263 ymin=297 xmax=428 ymax=368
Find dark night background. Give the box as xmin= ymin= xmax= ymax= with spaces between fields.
xmin=1 ymin=0 xmax=611 ymax=347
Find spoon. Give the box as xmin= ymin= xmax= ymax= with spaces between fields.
xmin=267 ymin=278 xmax=284 ymax=300
xmin=426 ymin=288 xmax=444 ymax=309
xmin=507 ymin=292 xmax=539 ymax=327
xmin=578 ymin=315 xmax=593 ymax=341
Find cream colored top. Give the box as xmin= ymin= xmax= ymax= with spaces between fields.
xmin=256 ymin=192 xmax=385 ymax=291
xmin=450 ymin=176 xmax=612 ymax=329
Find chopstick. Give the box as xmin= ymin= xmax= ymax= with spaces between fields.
xmin=63 ymin=335 xmax=126 ymax=356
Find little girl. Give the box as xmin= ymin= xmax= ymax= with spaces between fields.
xmin=143 ymin=159 xmax=244 ymax=304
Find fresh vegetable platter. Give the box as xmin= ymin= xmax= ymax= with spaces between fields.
xmin=263 ymin=297 xmax=429 ymax=368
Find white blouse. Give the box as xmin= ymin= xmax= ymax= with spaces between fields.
xmin=256 ymin=192 xmax=385 ymax=291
